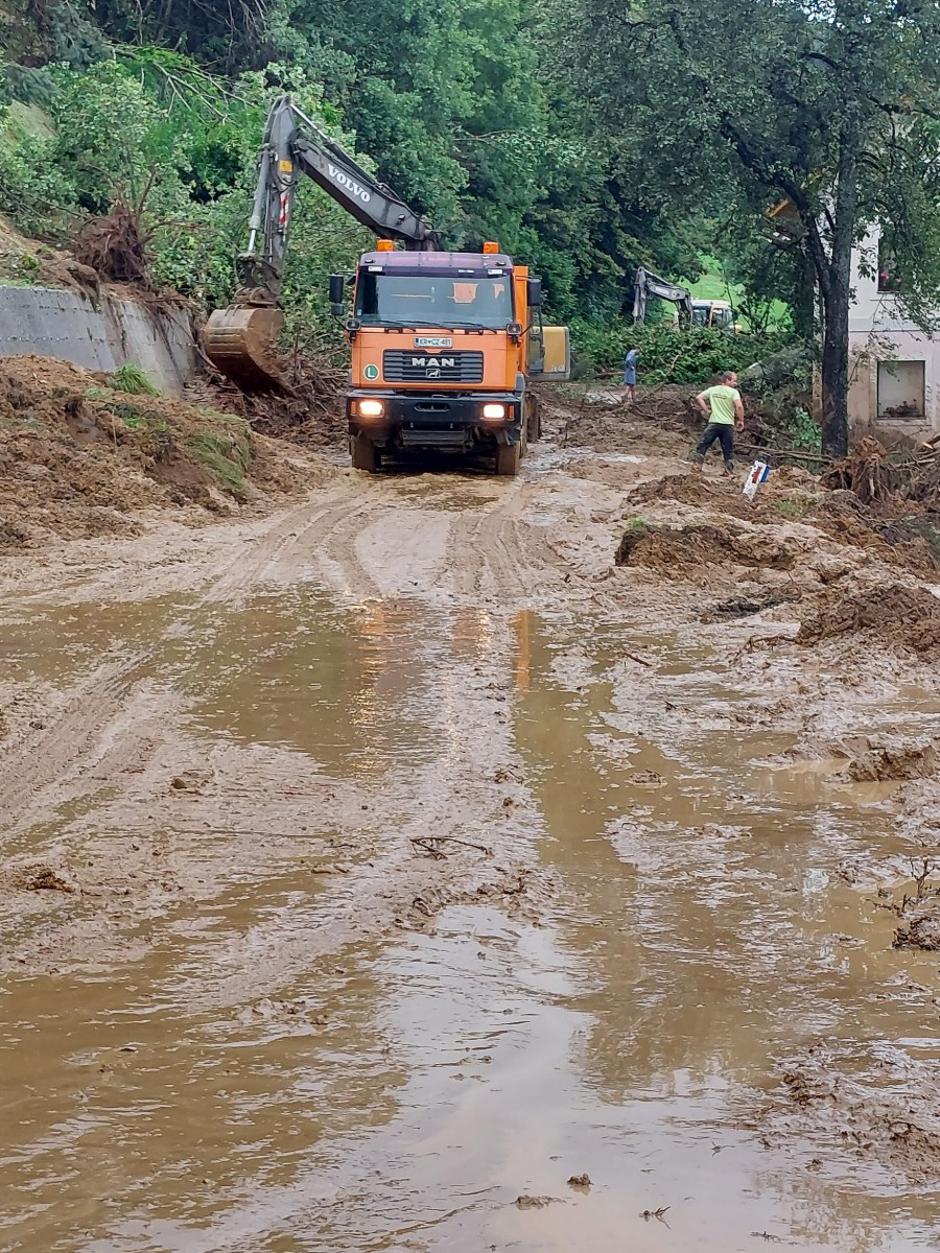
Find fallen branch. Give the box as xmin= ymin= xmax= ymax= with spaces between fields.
xmin=736 ymin=441 xmax=830 ymax=466
xmin=410 ymin=835 xmax=491 ymax=859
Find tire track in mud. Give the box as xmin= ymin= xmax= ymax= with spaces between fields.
xmin=0 ymin=434 xmax=624 ymax=995
xmin=200 ymin=485 xmax=377 ymax=604
xmin=0 ymin=463 xmax=562 ymax=989
xmin=0 ymin=651 xmax=158 ymax=832
xmin=0 ymin=482 xmax=378 ymax=837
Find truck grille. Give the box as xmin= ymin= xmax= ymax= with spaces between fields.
xmin=382 ymin=350 xmax=484 ymax=384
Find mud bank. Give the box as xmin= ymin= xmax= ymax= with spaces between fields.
xmin=2 ymin=399 xmax=940 ymax=1251
xmin=0 ymin=354 xmax=335 ymax=549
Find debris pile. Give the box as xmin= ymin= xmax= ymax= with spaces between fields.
xmin=796 ymin=583 xmax=940 ymax=656
xmin=822 ymin=434 xmax=940 ymax=507
xmin=194 ymin=350 xmax=345 ymax=451
xmin=812 ymin=492 xmax=939 ymax=574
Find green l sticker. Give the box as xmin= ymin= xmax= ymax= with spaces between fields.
xmin=364 ymin=363 xmax=379 ymax=381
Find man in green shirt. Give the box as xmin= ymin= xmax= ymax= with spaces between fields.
xmin=692 ymin=371 xmax=744 ymax=475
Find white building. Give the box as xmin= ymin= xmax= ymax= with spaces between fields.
xmin=848 ymin=229 xmax=940 ymax=436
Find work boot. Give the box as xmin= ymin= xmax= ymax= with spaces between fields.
xmin=691 ymin=454 xmax=704 ymax=474
xmin=723 ymin=459 xmax=736 ymax=478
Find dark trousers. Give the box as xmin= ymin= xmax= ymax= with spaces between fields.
xmin=696 ymin=422 xmax=735 ymax=463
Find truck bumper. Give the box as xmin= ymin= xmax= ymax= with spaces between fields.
xmin=347 ymin=390 xmax=522 ymax=450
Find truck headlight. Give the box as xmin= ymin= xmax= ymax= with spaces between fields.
xmin=481 ymin=403 xmax=507 ymax=420
xmin=358 ymin=399 xmax=385 ymax=418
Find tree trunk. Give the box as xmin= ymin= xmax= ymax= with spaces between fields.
xmin=793 ymin=247 xmax=816 ymax=341
xmin=820 ymin=283 xmax=850 ymax=457
xmin=816 ymin=114 xmax=860 ymax=459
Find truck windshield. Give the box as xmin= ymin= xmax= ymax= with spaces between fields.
xmin=356 ymin=273 xmax=513 ymax=328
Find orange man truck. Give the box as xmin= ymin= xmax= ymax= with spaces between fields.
xmin=205 ymin=95 xmax=569 ymax=475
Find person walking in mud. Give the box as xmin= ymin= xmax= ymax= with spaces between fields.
xmin=692 ymin=370 xmax=744 ymax=476
xmin=623 ymin=346 xmax=638 ymax=406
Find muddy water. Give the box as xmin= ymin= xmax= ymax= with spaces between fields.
xmin=2 ymin=513 xmax=940 ymax=1249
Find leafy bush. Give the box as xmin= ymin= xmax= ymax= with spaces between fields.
xmin=0 ymin=124 xmax=77 ymax=238
xmin=572 ymin=318 xmax=795 ymax=384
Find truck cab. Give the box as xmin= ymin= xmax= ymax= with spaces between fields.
xmin=337 ymin=244 xmax=569 ymax=475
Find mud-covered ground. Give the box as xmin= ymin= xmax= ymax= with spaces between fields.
xmin=1 ymin=392 xmax=940 ymax=1252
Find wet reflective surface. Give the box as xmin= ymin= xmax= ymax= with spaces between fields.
xmin=2 ymin=479 xmax=939 ymax=1252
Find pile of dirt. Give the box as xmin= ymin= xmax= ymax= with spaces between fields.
xmin=628 ymin=467 xmax=828 ymax=524
xmin=0 ymin=355 xmax=318 ymax=549
xmin=796 ymin=583 xmax=940 ymax=655
xmin=193 ymin=351 xmax=346 ymax=451
xmin=811 ymin=492 xmax=939 ymax=575
xmin=615 ymin=519 xmax=797 ymax=576
xmin=845 ymin=742 xmax=939 ymax=781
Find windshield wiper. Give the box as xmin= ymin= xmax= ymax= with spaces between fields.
xmin=358 ymin=319 xmax=505 ymax=332
xmin=358 ymin=319 xmax=422 ymax=329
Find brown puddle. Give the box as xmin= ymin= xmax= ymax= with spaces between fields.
xmin=2 ymin=584 xmax=939 ymax=1250
xmin=181 ymin=591 xmax=441 ymax=775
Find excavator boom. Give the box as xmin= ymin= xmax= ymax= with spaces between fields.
xmin=631 ymin=266 xmax=694 ymax=324
xmin=205 ymin=95 xmax=438 ymax=389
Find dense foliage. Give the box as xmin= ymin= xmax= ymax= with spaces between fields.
xmin=2 ymin=0 xmax=940 ymax=432
xmin=0 ymin=0 xmax=700 ymax=338
xmin=562 ymin=0 xmax=940 ymax=451
xmin=571 ymin=322 xmax=792 ymax=385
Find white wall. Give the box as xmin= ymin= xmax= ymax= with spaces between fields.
xmin=847 ymin=229 xmax=939 ymax=435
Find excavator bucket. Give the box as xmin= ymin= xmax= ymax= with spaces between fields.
xmin=203 ymin=305 xmax=286 ymax=391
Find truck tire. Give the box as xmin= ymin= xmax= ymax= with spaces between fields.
xmin=526 ymin=394 xmax=543 ymax=442
xmin=350 ymin=435 xmax=381 ymax=472
xmin=495 ymin=439 xmax=522 ymax=477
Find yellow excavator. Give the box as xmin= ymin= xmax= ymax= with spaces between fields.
xmin=205 ymin=96 xmax=569 ymax=474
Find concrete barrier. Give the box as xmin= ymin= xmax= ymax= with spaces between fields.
xmin=0 ymin=285 xmax=198 ymax=393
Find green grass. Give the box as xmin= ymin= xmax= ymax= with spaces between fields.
xmin=772 ymin=497 xmax=813 ymax=520
xmin=96 ymin=399 xmax=152 ymax=429
xmin=186 ymin=432 xmax=250 ymax=495
xmin=0 ymin=251 xmax=42 ymax=286
xmin=196 ymin=404 xmax=240 ymax=423
xmin=678 ymin=255 xmax=790 ymax=331
xmin=106 ymin=364 xmax=160 ymax=396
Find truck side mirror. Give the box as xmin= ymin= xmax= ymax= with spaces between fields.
xmin=526 ymin=277 xmax=542 ymax=309
xmin=328 ymin=274 xmax=344 ymax=316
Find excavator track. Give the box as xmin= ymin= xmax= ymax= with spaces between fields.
xmin=203 ymin=306 xmax=287 ymax=392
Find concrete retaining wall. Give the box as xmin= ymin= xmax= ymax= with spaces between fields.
xmin=0 ymin=285 xmax=198 ymax=393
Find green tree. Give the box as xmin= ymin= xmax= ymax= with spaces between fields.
xmin=565 ymin=0 xmax=940 ymax=455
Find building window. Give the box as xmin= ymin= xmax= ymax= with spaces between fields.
xmin=877 ymin=360 xmax=925 ymax=419
xmin=877 ymin=236 xmax=901 ymax=292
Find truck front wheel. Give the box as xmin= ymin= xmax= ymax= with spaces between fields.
xmin=350 ymin=435 xmax=381 ymax=472
xmin=495 ymin=439 xmax=522 ymax=477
